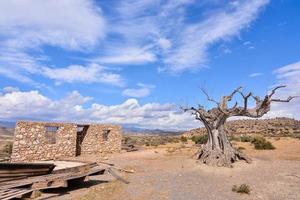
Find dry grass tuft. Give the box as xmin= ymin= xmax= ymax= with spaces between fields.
xmin=232 ymin=184 xmax=251 ymax=194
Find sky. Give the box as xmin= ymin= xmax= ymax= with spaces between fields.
xmin=0 ymin=0 xmax=300 ymax=130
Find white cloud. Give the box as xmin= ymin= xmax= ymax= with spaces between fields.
xmin=122 ymin=83 xmax=155 ymax=98
xmin=266 ymin=61 xmax=300 ymax=119
xmin=93 ymin=47 xmax=156 ymax=65
xmin=0 ymin=89 xmax=198 ymax=130
xmin=0 ymin=0 xmax=105 ymax=50
xmin=158 ymin=38 xmax=172 ymax=50
xmin=249 ymin=72 xmax=263 ymax=77
xmin=0 ymin=66 xmax=33 ymax=84
xmin=0 ymin=0 xmax=110 ymax=86
xmin=0 ymin=90 xmax=91 ymax=120
xmin=102 ymin=0 xmax=269 ymax=73
xmin=41 ymin=64 xmax=124 ymax=86
xmin=243 ymin=41 xmax=252 ymax=46
xmin=2 ymin=86 xmax=20 ymax=93
xmin=162 ymin=0 xmax=269 ymax=73
xmin=243 ymin=41 xmax=255 ymax=49
xmin=0 ymin=0 xmax=270 ymax=84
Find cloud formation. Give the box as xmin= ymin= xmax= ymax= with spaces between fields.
xmin=0 ymin=89 xmax=198 ymax=130
xmin=0 ymin=0 xmax=117 ymax=86
xmin=98 ymin=0 xmax=269 ymax=73
xmin=41 ymin=64 xmax=124 ymax=86
xmin=249 ymin=72 xmax=263 ymax=78
xmin=0 ymin=0 xmax=105 ymax=50
xmin=266 ymin=61 xmax=300 ymax=119
xmin=122 ymin=83 xmax=155 ymax=98
xmin=0 ymin=0 xmax=269 ymax=88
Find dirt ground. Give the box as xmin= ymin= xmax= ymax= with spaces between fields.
xmin=41 ymin=137 xmax=300 ymax=200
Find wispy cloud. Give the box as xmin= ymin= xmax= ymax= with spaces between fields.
xmin=249 ymin=72 xmax=263 ymax=77
xmin=95 ymin=0 xmax=269 ymax=74
xmin=243 ymin=41 xmax=255 ymax=49
xmin=2 ymin=86 xmax=20 ymax=93
xmin=0 ymin=0 xmax=110 ymax=86
xmin=161 ymin=0 xmax=269 ymax=73
xmin=122 ymin=83 xmax=155 ymax=98
xmin=93 ymin=47 xmax=157 ymax=65
xmin=0 ymin=0 xmax=269 ymax=86
xmin=41 ymin=64 xmax=124 ymax=86
xmin=266 ymin=61 xmax=300 ymax=119
xmin=0 ymin=0 xmax=105 ymax=50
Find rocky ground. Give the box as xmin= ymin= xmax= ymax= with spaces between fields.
xmin=39 ymin=137 xmax=300 ymax=200
xmin=183 ymin=118 xmax=300 ymax=137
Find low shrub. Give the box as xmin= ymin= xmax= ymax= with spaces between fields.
xmin=123 ymin=135 xmax=180 ymax=147
xmin=122 ymin=136 xmax=137 ymax=145
xmin=232 ymin=184 xmax=251 ymax=194
xmin=180 ymin=136 xmax=188 ymax=143
xmin=229 ymin=135 xmax=240 ymax=142
xmin=240 ymin=135 xmax=253 ymax=142
xmin=190 ymin=135 xmax=208 ymax=144
xmin=251 ymin=136 xmax=275 ymax=150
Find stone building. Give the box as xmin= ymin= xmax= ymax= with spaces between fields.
xmin=11 ymin=121 xmax=122 ymax=162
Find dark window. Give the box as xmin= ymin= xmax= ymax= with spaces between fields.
xmin=102 ymin=130 xmax=111 ymax=141
xmin=45 ymin=126 xmax=58 ymax=144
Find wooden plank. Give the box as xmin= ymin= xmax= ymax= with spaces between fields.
xmin=0 ymin=163 xmax=106 ymax=192
xmin=0 ymin=168 xmax=53 ymax=174
xmin=0 ymin=176 xmax=28 ymax=183
xmin=32 ymin=179 xmax=68 ymax=189
xmin=52 ymin=162 xmax=97 ymax=174
xmin=0 ymin=171 xmax=51 ymax=177
xmin=107 ymin=168 xmax=129 ymax=184
xmin=0 ymin=188 xmax=21 ymax=195
xmin=0 ymin=188 xmax=32 ymax=200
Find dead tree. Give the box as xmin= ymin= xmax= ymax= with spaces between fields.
xmin=184 ymin=85 xmax=297 ymax=167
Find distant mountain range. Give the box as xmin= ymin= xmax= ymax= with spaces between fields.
xmin=122 ymin=126 xmax=183 ymax=135
xmin=0 ymin=121 xmax=16 ymax=128
xmin=0 ymin=120 xmax=183 ymax=136
xmin=0 ymin=121 xmax=15 ymax=139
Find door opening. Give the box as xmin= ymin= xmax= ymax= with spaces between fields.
xmin=76 ymin=125 xmax=89 ymax=156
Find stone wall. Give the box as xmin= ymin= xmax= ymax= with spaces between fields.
xmin=183 ymin=117 xmax=300 ymax=137
xmin=11 ymin=121 xmax=122 ymax=162
xmin=11 ymin=121 xmax=77 ymax=162
xmin=81 ymin=124 xmax=122 ymax=154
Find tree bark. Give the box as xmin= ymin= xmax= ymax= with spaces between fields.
xmin=198 ymin=120 xmax=251 ymax=167
xmin=184 ymin=85 xmax=296 ymax=167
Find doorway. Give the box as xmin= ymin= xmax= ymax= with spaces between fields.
xmin=76 ymin=125 xmax=89 ymax=156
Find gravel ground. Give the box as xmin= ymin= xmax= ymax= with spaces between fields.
xmin=41 ymin=138 xmax=300 ymax=200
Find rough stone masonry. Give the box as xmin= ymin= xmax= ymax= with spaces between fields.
xmin=11 ymin=121 xmax=122 ymax=162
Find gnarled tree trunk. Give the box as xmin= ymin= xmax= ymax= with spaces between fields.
xmin=199 ymin=120 xmax=250 ymax=167
xmin=184 ymin=85 xmax=296 ymax=167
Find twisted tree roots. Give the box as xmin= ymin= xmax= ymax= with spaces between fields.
xmin=196 ymin=145 xmax=251 ymax=167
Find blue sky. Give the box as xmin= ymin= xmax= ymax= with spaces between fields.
xmin=0 ymin=0 xmax=299 ymax=130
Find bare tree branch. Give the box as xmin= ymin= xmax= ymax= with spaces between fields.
xmin=228 ymin=101 xmax=238 ymax=112
xmin=218 ymin=86 xmax=242 ymax=114
xmin=271 ymin=96 xmax=298 ymax=102
xmin=269 ymin=85 xmax=286 ymax=97
xmin=200 ymin=88 xmax=219 ymax=105
xmin=182 ymin=85 xmax=295 ymax=167
xmin=226 ymin=86 xmax=243 ymax=100
xmin=238 ymin=91 xmax=252 ymax=110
